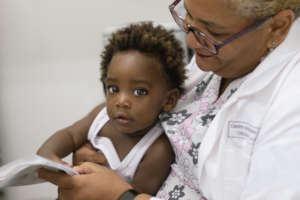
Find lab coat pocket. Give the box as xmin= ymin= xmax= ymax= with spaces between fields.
xmin=227 ymin=120 xmax=259 ymax=148
xmin=222 ymin=121 xmax=260 ymax=195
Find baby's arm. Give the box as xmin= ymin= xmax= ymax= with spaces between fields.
xmin=37 ymin=103 xmax=105 ymax=164
xmin=132 ymin=134 xmax=174 ymax=195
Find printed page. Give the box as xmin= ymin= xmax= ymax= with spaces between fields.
xmin=0 ymin=155 xmax=78 ymax=188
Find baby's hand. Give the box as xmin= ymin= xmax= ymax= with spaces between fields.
xmin=72 ymin=143 xmax=108 ymax=166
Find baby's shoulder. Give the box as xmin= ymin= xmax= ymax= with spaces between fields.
xmin=144 ymin=134 xmax=174 ymax=162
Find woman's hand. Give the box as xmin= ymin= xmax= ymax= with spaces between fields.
xmin=38 ymin=162 xmax=132 ymax=200
xmin=72 ymin=143 xmax=108 ymax=166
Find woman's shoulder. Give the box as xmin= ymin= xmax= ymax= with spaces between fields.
xmin=255 ymin=53 xmax=300 ymax=141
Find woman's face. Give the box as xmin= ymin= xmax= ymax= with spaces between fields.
xmin=185 ymin=0 xmax=270 ymax=79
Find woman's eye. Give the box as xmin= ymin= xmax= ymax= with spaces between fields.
xmin=106 ymin=85 xmax=119 ymax=94
xmin=133 ymin=88 xmax=148 ymax=96
xmin=207 ymin=30 xmax=226 ymax=38
xmin=211 ymin=32 xmax=224 ymax=37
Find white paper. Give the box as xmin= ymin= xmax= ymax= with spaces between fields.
xmin=0 ymin=155 xmax=79 ymax=188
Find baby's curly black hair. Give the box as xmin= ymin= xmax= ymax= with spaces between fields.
xmin=100 ymin=21 xmax=186 ymax=94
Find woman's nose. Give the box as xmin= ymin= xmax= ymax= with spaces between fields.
xmin=186 ymin=31 xmax=202 ymax=50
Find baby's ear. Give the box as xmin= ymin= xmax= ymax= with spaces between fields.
xmin=162 ymin=88 xmax=180 ymax=112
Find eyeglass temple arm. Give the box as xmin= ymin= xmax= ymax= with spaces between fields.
xmin=217 ymin=15 xmax=274 ymax=49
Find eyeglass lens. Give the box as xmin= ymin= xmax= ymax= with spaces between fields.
xmin=171 ymin=0 xmax=218 ymax=55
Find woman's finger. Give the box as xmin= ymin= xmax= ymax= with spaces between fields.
xmin=37 ymin=168 xmax=74 ymax=188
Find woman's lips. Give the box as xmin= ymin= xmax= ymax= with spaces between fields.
xmin=196 ymin=51 xmax=212 ymax=58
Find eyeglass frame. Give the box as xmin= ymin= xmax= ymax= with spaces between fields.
xmin=169 ymin=0 xmax=274 ymax=56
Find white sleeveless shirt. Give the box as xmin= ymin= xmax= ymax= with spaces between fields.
xmin=88 ymin=107 xmax=163 ymax=183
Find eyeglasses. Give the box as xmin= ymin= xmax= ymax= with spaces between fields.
xmin=169 ymin=0 xmax=273 ymax=56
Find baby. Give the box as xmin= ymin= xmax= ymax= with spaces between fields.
xmin=37 ymin=21 xmax=186 ymax=195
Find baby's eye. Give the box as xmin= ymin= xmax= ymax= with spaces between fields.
xmin=133 ymin=88 xmax=148 ymax=96
xmin=106 ymin=85 xmax=119 ymax=94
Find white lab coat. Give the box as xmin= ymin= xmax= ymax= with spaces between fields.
xmin=193 ymin=18 xmax=300 ymax=199
xmin=152 ymin=18 xmax=300 ymax=200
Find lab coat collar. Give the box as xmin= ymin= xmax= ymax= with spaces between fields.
xmin=232 ymin=17 xmax=300 ymax=98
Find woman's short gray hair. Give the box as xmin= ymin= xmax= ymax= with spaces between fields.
xmin=227 ymin=0 xmax=300 ymax=19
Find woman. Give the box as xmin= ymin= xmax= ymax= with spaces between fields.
xmin=39 ymin=0 xmax=300 ymax=199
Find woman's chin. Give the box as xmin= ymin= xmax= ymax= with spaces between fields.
xmin=195 ymin=56 xmax=214 ymax=72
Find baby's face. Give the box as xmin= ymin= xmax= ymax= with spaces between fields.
xmin=105 ymin=50 xmax=170 ymax=136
